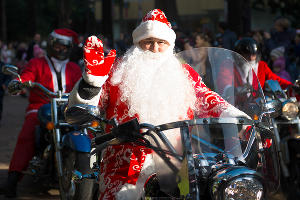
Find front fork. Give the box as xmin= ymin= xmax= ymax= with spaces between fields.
xmin=51 ymin=98 xmax=64 ymax=176
xmin=51 ymin=98 xmax=67 ymax=199
xmin=53 ymin=126 xmax=70 ymax=200
xmin=53 ymin=127 xmax=64 ymax=177
xmin=271 ymin=119 xmax=291 ymax=178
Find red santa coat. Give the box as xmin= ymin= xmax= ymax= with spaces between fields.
xmin=9 ymin=56 xmax=82 ymax=172
xmin=97 ymin=64 xmax=231 ymax=199
xmin=217 ymin=60 xmax=292 ymax=94
xmin=20 ymin=56 xmax=82 ymax=113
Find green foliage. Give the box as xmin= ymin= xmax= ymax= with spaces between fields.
xmin=4 ymin=0 xmax=93 ymax=42
xmin=36 ymin=0 xmax=58 ymax=36
xmin=6 ymin=0 xmax=29 ymax=41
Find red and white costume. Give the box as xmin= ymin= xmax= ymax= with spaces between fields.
xmin=9 ymin=36 xmax=82 ymax=173
xmin=68 ymin=9 xmax=247 ymax=199
xmin=19 ymin=56 xmax=82 ymax=114
xmin=217 ymin=60 xmax=292 ymax=94
xmin=102 ymin=65 xmax=239 ymax=199
xmin=70 ymin=63 xmax=242 ymax=199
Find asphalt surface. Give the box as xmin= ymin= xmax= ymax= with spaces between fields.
xmin=0 ymin=94 xmax=59 ymax=200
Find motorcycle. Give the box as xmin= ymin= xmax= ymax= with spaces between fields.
xmin=2 ymin=64 xmax=94 ymax=200
xmin=65 ymin=47 xmax=281 ymax=199
xmin=264 ymin=79 xmax=300 ymax=199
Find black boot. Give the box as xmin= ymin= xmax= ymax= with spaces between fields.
xmin=0 ymin=171 xmax=21 ymax=198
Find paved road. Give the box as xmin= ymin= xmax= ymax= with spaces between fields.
xmin=0 ymin=94 xmax=59 ymax=200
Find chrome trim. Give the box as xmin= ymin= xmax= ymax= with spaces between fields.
xmin=210 ymin=166 xmax=263 ymax=200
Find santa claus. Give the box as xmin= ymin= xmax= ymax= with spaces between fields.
xmin=0 ymin=28 xmax=82 ymax=198
xmin=68 ymin=9 xmax=247 ymax=199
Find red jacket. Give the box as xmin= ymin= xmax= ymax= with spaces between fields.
xmin=217 ymin=60 xmax=292 ymax=93
xmin=256 ymin=61 xmax=292 ymax=89
xmin=19 ymin=56 xmax=82 ymax=113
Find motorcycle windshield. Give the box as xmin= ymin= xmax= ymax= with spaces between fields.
xmin=180 ymin=47 xmax=266 ymax=117
xmin=150 ymin=48 xmax=278 ymax=197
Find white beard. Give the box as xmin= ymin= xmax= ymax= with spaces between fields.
xmin=111 ymin=45 xmax=197 ymax=126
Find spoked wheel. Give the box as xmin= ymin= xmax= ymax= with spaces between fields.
xmin=59 ymin=150 xmax=94 ymax=200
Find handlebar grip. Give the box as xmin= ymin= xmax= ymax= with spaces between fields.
xmin=17 ymin=83 xmax=24 ymax=90
xmin=92 ymin=133 xmax=115 ymax=146
xmin=91 ymin=119 xmax=140 ymax=146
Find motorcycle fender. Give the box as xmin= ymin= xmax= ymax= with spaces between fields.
xmin=62 ymin=131 xmax=91 ymax=153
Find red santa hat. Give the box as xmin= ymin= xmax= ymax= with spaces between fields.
xmin=132 ymin=9 xmax=176 ymax=46
xmin=50 ymin=28 xmax=79 ymax=45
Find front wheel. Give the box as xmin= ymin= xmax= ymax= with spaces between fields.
xmin=59 ymin=150 xmax=94 ymax=200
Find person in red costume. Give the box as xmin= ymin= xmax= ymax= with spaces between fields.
xmin=218 ymin=37 xmax=294 ymax=96
xmin=0 ymin=28 xmax=82 ymax=198
xmin=68 ymin=9 xmax=248 ymax=200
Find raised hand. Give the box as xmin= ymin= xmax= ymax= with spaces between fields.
xmin=83 ymin=36 xmax=116 ymax=87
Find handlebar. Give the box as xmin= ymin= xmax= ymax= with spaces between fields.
xmin=21 ymin=81 xmax=69 ymax=98
xmin=90 ymin=118 xmax=191 ymax=163
xmin=92 ymin=133 xmax=115 ymax=146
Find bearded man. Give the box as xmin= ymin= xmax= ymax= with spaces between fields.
xmin=68 ymin=9 xmax=247 ymax=200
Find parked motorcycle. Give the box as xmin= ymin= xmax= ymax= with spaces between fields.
xmin=65 ymin=47 xmax=281 ymax=199
xmin=2 ymin=64 xmax=94 ymax=200
xmin=264 ymin=79 xmax=300 ymax=199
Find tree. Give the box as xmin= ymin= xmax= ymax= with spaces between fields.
xmin=57 ymin=0 xmax=72 ymax=28
xmin=27 ymin=0 xmax=37 ymax=36
xmin=0 ymin=0 xmax=7 ymax=42
xmin=102 ymin=0 xmax=113 ymax=43
xmin=227 ymin=0 xmax=251 ymax=37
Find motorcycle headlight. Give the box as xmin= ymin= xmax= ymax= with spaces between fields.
xmin=282 ymin=102 xmax=299 ymax=120
xmin=224 ymin=176 xmax=263 ymax=200
xmin=210 ymin=167 xmax=264 ymax=200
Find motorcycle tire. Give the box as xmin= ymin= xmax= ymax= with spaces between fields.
xmin=59 ymin=150 xmax=94 ymax=200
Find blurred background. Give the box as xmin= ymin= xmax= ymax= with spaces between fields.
xmin=0 ymin=0 xmax=299 ymax=81
xmin=0 ymin=0 xmax=299 ymax=45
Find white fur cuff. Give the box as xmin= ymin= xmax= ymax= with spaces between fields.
xmin=221 ymin=105 xmax=251 ymax=119
xmin=82 ymin=72 xmax=108 ymax=88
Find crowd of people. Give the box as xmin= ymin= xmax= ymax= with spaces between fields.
xmin=174 ymin=16 xmax=300 ymax=83
xmin=0 ymin=16 xmax=299 ymax=86
xmin=0 ymin=8 xmax=299 ymax=199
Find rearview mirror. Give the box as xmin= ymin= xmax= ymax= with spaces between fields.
xmin=2 ymin=64 xmax=19 ymax=76
xmin=2 ymin=64 xmax=22 ymax=82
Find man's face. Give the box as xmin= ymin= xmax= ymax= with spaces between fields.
xmin=243 ymin=54 xmax=257 ymax=62
xmin=139 ymin=37 xmax=170 ymax=53
xmin=53 ymin=42 xmax=69 ymax=54
xmin=50 ymin=42 xmax=70 ymax=60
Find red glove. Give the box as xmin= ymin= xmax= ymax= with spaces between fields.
xmin=83 ymin=36 xmax=116 ymax=87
